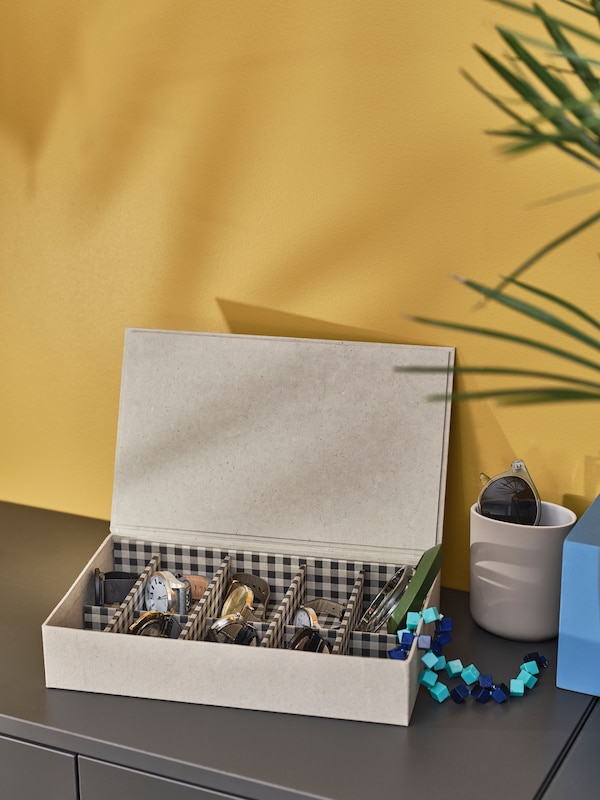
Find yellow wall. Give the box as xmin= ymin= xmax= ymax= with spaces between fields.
xmin=1 ymin=1 xmax=598 ymax=590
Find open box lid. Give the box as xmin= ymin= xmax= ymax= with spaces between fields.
xmin=111 ymin=329 xmax=454 ymax=564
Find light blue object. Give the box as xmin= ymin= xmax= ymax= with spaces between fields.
xmin=520 ymin=660 xmax=539 ymax=676
xmin=429 ymin=682 xmax=450 ymax=703
xmin=419 ymin=669 xmax=438 ymax=688
xmin=510 ymin=679 xmax=525 ymax=697
xmin=422 ymin=607 xmax=440 ymax=624
xmin=461 ymin=663 xmax=480 ymax=686
xmin=406 ymin=611 xmax=421 ymax=631
xmin=445 ymin=658 xmax=463 ymax=678
xmin=421 ymin=651 xmax=439 ymax=670
xmin=518 ymin=669 xmax=538 ymax=689
xmin=557 ymin=494 xmax=600 ymax=696
xmin=434 ymin=655 xmax=447 ymax=671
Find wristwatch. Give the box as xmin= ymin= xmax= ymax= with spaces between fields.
xmin=357 ymin=564 xmax=415 ymax=633
xmin=128 ymin=611 xmax=182 ymax=638
xmin=94 ymin=568 xmax=139 ymax=607
xmin=145 ymin=571 xmax=192 ymax=615
xmin=181 ymin=573 xmax=209 ymax=601
xmin=206 ymin=613 xmax=259 ymax=646
xmin=220 ymin=573 xmax=271 ymax=621
xmin=293 ymin=599 xmax=345 ymax=629
xmin=288 ymin=627 xmax=331 ymax=654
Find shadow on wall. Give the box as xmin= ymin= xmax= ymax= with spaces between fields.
xmin=0 ymin=4 xmax=92 ymax=166
xmin=217 ymin=297 xmax=413 ymax=344
xmin=216 ymin=297 xmax=508 ymax=591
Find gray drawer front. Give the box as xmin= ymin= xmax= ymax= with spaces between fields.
xmin=0 ymin=734 xmax=77 ymax=800
xmin=78 ymin=757 xmax=237 ymax=800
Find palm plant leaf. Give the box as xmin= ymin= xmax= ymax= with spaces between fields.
xmin=491 ymin=0 xmax=600 ymax=43
xmin=498 ymin=25 xmax=600 ymax=134
xmin=399 ymin=364 xmax=600 ymax=390
xmin=463 ymin=68 xmax=600 ymax=166
xmin=455 ymin=275 xmax=600 ymax=351
xmin=429 ymin=387 xmax=600 ymax=404
xmin=403 ymin=1 xmax=600 ymax=406
xmin=406 ymin=313 xmax=600 ymax=372
xmin=539 ymin=5 xmax=600 ymax=97
xmin=468 ymin=0 xmax=600 ymax=287
xmin=494 ymin=208 xmax=600 ymax=290
xmin=503 ymin=275 xmax=600 ymax=329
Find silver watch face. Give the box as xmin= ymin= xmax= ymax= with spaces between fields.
xmin=293 ymin=606 xmax=319 ymax=629
xmin=145 ymin=573 xmax=173 ymax=613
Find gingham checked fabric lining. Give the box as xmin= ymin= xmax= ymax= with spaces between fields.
xmin=85 ymin=538 xmax=417 ymax=656
xmin=180 ymin=555 xmax=233 ymax=642
xmin=332 ymin=570 xmax=365 ymax=655
xmin=347 ymin=631 xmax=399 ymax=658
xmin=83 ymin=606 xmax=114 ymax=631
xmin=261 ymin=566 xmax=306 ymax=649
xmin=104 ymin=555 xmax=160 ymax=634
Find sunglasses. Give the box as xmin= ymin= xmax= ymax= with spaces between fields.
xmin=477 ymin=459 xmax=541 ymax=526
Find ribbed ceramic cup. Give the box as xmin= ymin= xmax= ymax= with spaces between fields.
xmin=470 ymin=501 xmax=577 ymax=641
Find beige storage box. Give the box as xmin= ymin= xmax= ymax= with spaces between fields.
xmin=42 ymin=329 xmax=454 ymax=726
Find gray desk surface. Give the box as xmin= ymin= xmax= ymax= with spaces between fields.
xmin=0 ymin=501 xmax=595 ymax=799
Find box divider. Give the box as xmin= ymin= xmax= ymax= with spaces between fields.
xmin=261 ymin=565 xmax=307 ymax=649
xmin=181 ymin=555 xmax=232 ymax=641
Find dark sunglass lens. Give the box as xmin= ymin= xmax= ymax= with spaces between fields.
xmin=480 ymin=476 xmax=538 ymax=525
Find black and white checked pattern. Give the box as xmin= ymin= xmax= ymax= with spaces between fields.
xmin=332 ymin=571 xmax=365 ymax=655
xmin=228 ymin=551 xmax=306 ymax=611
xmin=261 ymin=566 xmax=306 ymax=649
xmin=113 ymin=539 xmax=229 ymax=577
xmin=83 ymin=605 xmax=115 ymax=631
xmin=104 ymin=555 xmax=160 ymax=634
xmin=346 ymin=631 xmax=399 ymax=659
xmin=84 ymin=538 xmax=425 ymax=659
xmin=302 ymin=558 xmax=363 ymax=602
xmin=113 ymin=540 xmax=157 ymax=572
xmin=181 ymin=555 xmax=232 ymax=642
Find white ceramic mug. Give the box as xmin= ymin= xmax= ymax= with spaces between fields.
xmin=470 ymin=501 xmax=577 ymax=641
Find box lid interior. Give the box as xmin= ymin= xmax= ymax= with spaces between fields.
xmin=111 ymin=330 xmax=454 ymax=564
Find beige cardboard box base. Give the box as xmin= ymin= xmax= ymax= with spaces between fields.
xmin=43 ymin=330 xmax=453 ymax=726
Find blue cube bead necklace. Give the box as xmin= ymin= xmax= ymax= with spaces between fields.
xmin=390 ymin=606 xmax=548 ymax=706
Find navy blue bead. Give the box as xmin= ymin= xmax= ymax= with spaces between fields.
xmin=450 ymin=683 xmax=470 ymax=704
xmin=430 ymin=639 xmax=444 ymax=656
xmin=471 ymin=685 xmax=491 ymax=704
xmin=524 ymin=651 xmax=548 ymax=669
xmin=491 ymin=682 xmax=510 ymax=704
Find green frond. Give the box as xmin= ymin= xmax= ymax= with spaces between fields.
xmin=457 ymin=276 xmax=600 ymax=351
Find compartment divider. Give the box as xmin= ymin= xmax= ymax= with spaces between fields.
xmin=333 ymin=570 xmax=365 ymax=655
xmin=261 ymin=565 xmax=307 ymax=649
xmin=104 ymin=555 xmax=160 ymax=634
xmin=180 ymin=555 xmax=232 ymax=641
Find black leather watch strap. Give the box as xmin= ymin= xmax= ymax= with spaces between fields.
xmin=288 ymin=627 xmax=331 ymax=654
xmin=95 ymin=569 xmax=139 ymax=606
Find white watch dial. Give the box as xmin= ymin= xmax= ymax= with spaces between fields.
xmin=293 ymin=606 xmax=319 ymax=629
xmin=145 ymin=573 xmax=173 ymax=613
